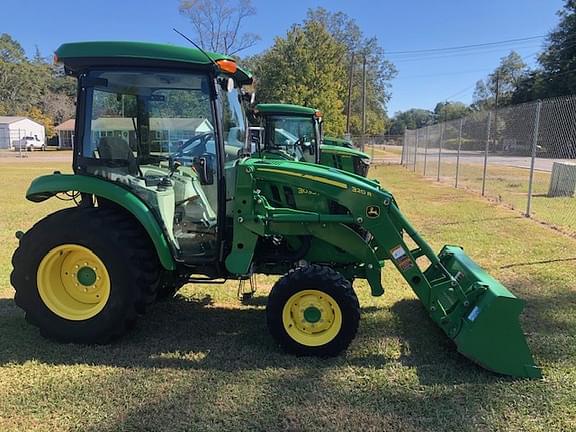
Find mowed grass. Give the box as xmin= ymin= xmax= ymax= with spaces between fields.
xmin=366 ymin=145 xmax=403 ymax=160
xmin=414 ymin=158 xmax=576 ymax=236
xmin=0 ymin=156 xmax=575 ymax=431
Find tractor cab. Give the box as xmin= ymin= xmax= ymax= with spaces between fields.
xmin=253 ymin=103 xmax=371 ymax=177
xmin=323 ymin=136 xmax=354 ymax=149
xmin=57 ymin=41 xmax=251 ymax=265
xmin=252 ymin=104 xmax=320 ymax=163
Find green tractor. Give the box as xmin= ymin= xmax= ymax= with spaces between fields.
xmin=322 ymin=135 xmax=354 ymax=149
xmin=251 ymin=103 xmax=371 ymax=177
xmin=11 ymin=41 xmax=540 ymax=378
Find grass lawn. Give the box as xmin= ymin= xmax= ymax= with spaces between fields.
xmin=366 ymin=145 xmax=403 ymax=160
xmin=0 ymin=158 xmax=575 ymax=431
xmin=412 ymin=158 xmax=576 ymax=237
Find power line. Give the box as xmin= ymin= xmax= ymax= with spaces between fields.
xmin=385 ymin=35 xmax=546 ymax=56
xmin=443 ymin=83 xmax=477 ymax=101
xmin=395 ymin=68 xmax=493 ymax=80
xmin=390 ymin=43 xmax=542 ymax=63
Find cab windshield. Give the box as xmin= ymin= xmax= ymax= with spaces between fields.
xmin=81 ymin=70 xmax=214 ymax=165
xmin=262 ymin=115 xmax=317 ymax=161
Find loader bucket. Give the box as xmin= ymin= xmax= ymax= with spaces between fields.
xmin=425 ymin=246 xmax=541 ymax=379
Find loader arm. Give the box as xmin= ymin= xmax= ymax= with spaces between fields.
xmin=225 ymin=158 xmax=541 ymax=379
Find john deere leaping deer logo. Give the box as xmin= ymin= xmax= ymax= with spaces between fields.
xmin=366 ymin=205 xmax=380 ymax=218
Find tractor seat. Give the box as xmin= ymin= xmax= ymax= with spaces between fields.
xmin=98 ymin=136 xmax=139 ymax=176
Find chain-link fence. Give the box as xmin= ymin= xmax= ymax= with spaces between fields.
xmin=402 ymin=95 xmax=576 ymax=236
xmin=350 ymin=134 xmax=404 ymax=163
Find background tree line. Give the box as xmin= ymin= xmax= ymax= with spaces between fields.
xmin=389 ymin=0 xmax=576 ymax=134
xmin=180 ymin=2 xmax=397 ymax=137
xmin=242 ymin=8 xmax=397 ymax=136
xmin=4 ymin=0 xmax=576 ymax=140
xmin=0 ymin=34 xmax=75 ymax=138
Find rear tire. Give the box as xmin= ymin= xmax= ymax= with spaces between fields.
xmin=266 ymin=265 xmax=360 ymax=357
xmin=10 ymin=207 xmax=161 ymax=343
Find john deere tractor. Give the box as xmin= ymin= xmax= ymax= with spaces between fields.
xmin=251 ymin=103 xmax=371 ymax=177
xmin=323 ymin=135 xmax=354 ymax=149
xmin=11 ymin=41 xmax=540 ymax=378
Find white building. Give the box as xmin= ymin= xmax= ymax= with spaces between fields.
xmin=0 ymin=117 xmax=45 ymax=149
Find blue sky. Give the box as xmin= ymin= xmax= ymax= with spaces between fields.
xmin=2 ymin=0 xmax=565 ymax=115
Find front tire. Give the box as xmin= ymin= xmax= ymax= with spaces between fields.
xmin=11 ymin=207 xmax=161 ymax=343
xmin=266 ymin=265 xmax=360 ymax=357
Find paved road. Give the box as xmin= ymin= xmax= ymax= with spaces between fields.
xmin=412 ymin=149 xmax=575 ymax=172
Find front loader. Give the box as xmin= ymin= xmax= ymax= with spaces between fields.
xmin=252 ymin=103 xmax=371 ymax=177
xmin=11 ymin=41 xmax=540 ymax=378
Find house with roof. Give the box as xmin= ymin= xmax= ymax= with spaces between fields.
xmin=0 ymin=117 xmax=45 ymax=149
xmin=55 ymin=119 xmax=75 ymax=149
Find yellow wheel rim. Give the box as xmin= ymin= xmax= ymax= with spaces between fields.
xmin=37 ymin=244 xmax=111 ymax=321
xmin=282 ymin=289 xmax=342 ymax=347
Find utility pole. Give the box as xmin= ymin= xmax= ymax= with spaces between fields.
xmin=493 ymin=70 xmax=500 ymax=152
xmin=361 ymin=54 xmax=367 ymax=151
xmin=345 ymin=53 xmax=355 ymax=136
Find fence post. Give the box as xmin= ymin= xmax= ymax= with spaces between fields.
xmin=437 ymin=122 xmax=444 ymax=181
xmin=401 ymin=132 xmax=406 ymax=166
xmin=526 ymin=100 xmax=542 ymax=217
xmin=481 ymin=111 xmax=492 ymax=196
xmin=413 ymin=129 xmax=419 ymax=171
xmin=423 ymin=126 xmax=429 ymax=175
xmin=455 ymin=118 xmax=463 ymax=188
xmin=18 ymin=128 xmax=23 ymax=158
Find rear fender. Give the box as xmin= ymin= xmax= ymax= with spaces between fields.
xmin=26 ymin=173 xmax=176 ymax=271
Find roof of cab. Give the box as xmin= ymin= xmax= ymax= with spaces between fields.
xmin=255 ymin=103 xmax=319 ymax=116
xmin=55 ymin=41 xmax=253 ymax=85
xmin=323 ymin=136 xmax=353 ymax=146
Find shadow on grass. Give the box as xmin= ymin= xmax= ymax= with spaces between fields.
xmin=2 ymin=293 xmax=565 ymax=431
xmin=499 ymin=256 xmax=576 ymax=269
xmin=389 ymin=299 xmax=509 ymax=386
xmin=0 ymin=293 xmax=517 ymax=386
xmin=440 ymin=216 xmax=523 ymax=226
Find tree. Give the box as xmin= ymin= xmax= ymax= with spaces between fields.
xmin=305 ymin=8 xmax=396 ymax=135
xmin=0 ymin=34 xmax=76 ymax=135
xmin=534 ymin=0 xmax=576 ymax=98
xmin=388 ymin=109 xmax=435 ymax=134
xmin=179 ymin=0 xmax=260 ymax=55
xmin=473 ymin=51 xmax=527 ymax=109
xmin=434 ymin=101 xmax=470 ymax=121
xmin=250 ymin=21 xmax=347 ymax=136
xmin=0 ymin=33 xmax=26 ymax=62
xmin=510 ymin=71 xmax=547 ymax=104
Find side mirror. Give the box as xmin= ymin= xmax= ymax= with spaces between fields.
xmin=193 ymin=156 xmax=214 ymax=185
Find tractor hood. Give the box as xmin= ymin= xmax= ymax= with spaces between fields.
xmin=241 ymin=157 xmax=385 ymax=197
xmin=320 ymin=144 xmax=370 ymax=160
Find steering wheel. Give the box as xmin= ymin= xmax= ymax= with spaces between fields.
xmin=295 ymin=135 xmax=312 ymax=151
xmin=173 ymin=132 xmax=214 ymax=159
